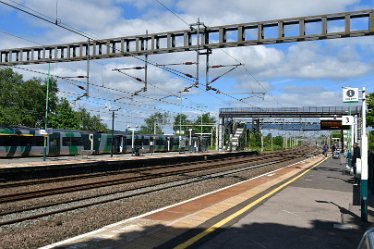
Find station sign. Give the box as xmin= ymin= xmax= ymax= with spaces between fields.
xmin=320 ymin=120 xmax=350 ymax=130
xmin=341 ymin=115 xmax=354 ymax=126
xmin=342 ymin=87 xmax=359 ymax=103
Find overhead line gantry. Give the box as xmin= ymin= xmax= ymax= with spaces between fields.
xmin=1 ymin=9 xmax=374 ymax=66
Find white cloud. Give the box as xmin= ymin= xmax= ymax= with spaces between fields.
xmin=2 ymin=0 xmax=374 ymax=129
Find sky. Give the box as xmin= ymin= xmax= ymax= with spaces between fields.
xmin=0 ymin=0 xmax=374 ymax=132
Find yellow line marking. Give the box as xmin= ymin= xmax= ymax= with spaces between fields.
xmin=174 ymin=157 xmax=327 ymax=249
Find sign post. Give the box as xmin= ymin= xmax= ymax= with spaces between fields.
xmin=343 ymin=87 xmax=367 ymax=222
xmin=361 ymin=87 xmax=368 ymax=222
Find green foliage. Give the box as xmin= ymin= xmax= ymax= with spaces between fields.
xmin=331 ymin=131 xmax=342 ymax=139
xmin=0 ymin=68 xmax=58 ymax=127
xmin=171 ymin=112 xmax=215 ymax=137
xmin=368 ymin=93 xmax=374 ymax=127
xmin=247 ymin=132 xmax=261 ymax=150
xmin=369 ymin=131 xmax=374 ymax=151
xmin=78 ymin=107 xmax=108 ymax=132
xmin=138 ymin=112 xmax=169 ymax=134
xmin=0 ymin=68 xmax=107 ymax=131
xmin=49 ymin=98 xmax=80 ymax=130
xmin=246 ymin=132 xmax=284 ymax=151
xmin=173 ymin=113 xmax=192 ymax=135
xmin=193 ymin=113 xmax=216 ymax=135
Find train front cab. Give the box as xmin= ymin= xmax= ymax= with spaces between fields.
xmin=0 ymin=128 xmax=45 ymax=157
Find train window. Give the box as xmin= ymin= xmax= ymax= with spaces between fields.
xmin=142 ymin=139 xmax=150 ymax=145
xmin=126 ymin=139 xmax=132 ymax=145
xmin=34 ymin=136 xmax=44 ymax=146
xmin=63 ymin=137 xmax=83 ymax=146
xmin=156 ymin=139 xmax=165 ymax=146
xmin=0 ymin=135 xmax=13 ymax=146
xmin=0 ymin=135 xmax=35 ymax=146
xmin=71 ymin=137 xmax=83 ymax=146
xmin=62 ymin=137 xmax=71 ymax=146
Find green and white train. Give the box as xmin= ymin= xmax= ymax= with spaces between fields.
xmin=0 ymin=127 xmax=200 ymax=158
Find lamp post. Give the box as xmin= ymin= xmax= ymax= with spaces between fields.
xmin=179 ymin=91 xmax=183 ymax=153
xmin=43 ymin=63 xmax=51 ymax=161
xmin=196 ymin=104 xmax=207 ymax=152
xmin=109 ymin=108 xmax=121 ymax=157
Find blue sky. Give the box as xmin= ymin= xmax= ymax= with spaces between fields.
xmin=1 ymin=0 xmax=374 ymax=132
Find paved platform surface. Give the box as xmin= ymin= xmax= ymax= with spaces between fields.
xmin=196 ymin=157 xmax=371 ymax=249
xmin=40 ymin=155 xmax=374 ymax=249
xmin=39 ymin=154 xmax=373 ymax=249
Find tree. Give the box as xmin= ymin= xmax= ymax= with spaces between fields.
xmin=138 ymin=112 xmax=169 ymax=134
xmin=49 ymin=98 xmax=80 ymax=129
xmin=77 ymin=107 xmax=108 ymax=132
xmin=0 ymin=68 xmax=59 ymax=127
xmin=173 ymin=113 xmax=191 ymax=135
xmin=0 ymin=68 xmax=107 ymax=132
xmin=193 ymin=113 xmax=216 ymax=135
xmin=367 ymin=92 xmax=374 ymax=127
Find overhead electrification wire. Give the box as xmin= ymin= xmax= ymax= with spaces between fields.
xmin=1 ymin=1 xmax=250 ymax=113
xmin=218 ymin=49 xmax=284 ymax=107
xmin=0 ymin=0 xmax=200 ymax=86
xmin=153 ymin=0 xmax=190 ymax=26
xmin=153 ymin=0 xmax=265 ymax=109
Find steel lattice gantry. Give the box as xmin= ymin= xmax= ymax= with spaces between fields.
xmin=1 ymin=9 xmax=374 ymax=65
xmin=219 ymin=106 xmax=362 ymax=119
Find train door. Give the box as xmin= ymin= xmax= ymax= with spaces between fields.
xmin=48 ymin=132 xmax=60 ymax=156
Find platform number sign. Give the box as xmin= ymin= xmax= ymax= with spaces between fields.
xmin=342 ymin=88 xmax=359 ymax=103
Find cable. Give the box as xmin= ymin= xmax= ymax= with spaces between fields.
xmin=0 ymin=0 xmax=198 ymax=85
xmin=219 ymin=49 xmax=284 ymax=107
xmin=153 ymin=0 xmax=190 ymax=26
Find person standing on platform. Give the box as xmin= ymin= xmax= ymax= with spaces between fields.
xmin=331 ymin=144 xmax=336 ymax=153
xmin=351 ymin=143 xmax=361 ymax=183
xmin=323 ymin=143 xmax=328 ymax=157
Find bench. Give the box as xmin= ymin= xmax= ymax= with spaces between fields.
xmin=81 ymin=149 xmax=95 ymax=159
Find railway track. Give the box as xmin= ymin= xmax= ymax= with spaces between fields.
xmin=0 ymin=147 xmax=317 ymax=226
xmin=0 ymin=149 xmax=308 ymax=203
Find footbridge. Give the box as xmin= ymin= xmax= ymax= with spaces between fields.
xmin=217 ymin=106 xmax=361 ymax=150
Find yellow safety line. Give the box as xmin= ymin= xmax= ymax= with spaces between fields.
xmin=174 ymin=157 xmax=327 ymax=249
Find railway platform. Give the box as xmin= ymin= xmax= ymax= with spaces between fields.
xmin=40 ymin=154 xmax=373 ymax=249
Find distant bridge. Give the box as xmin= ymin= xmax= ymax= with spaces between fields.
xmin=219 ymin=106 xmax=361 ymax=119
